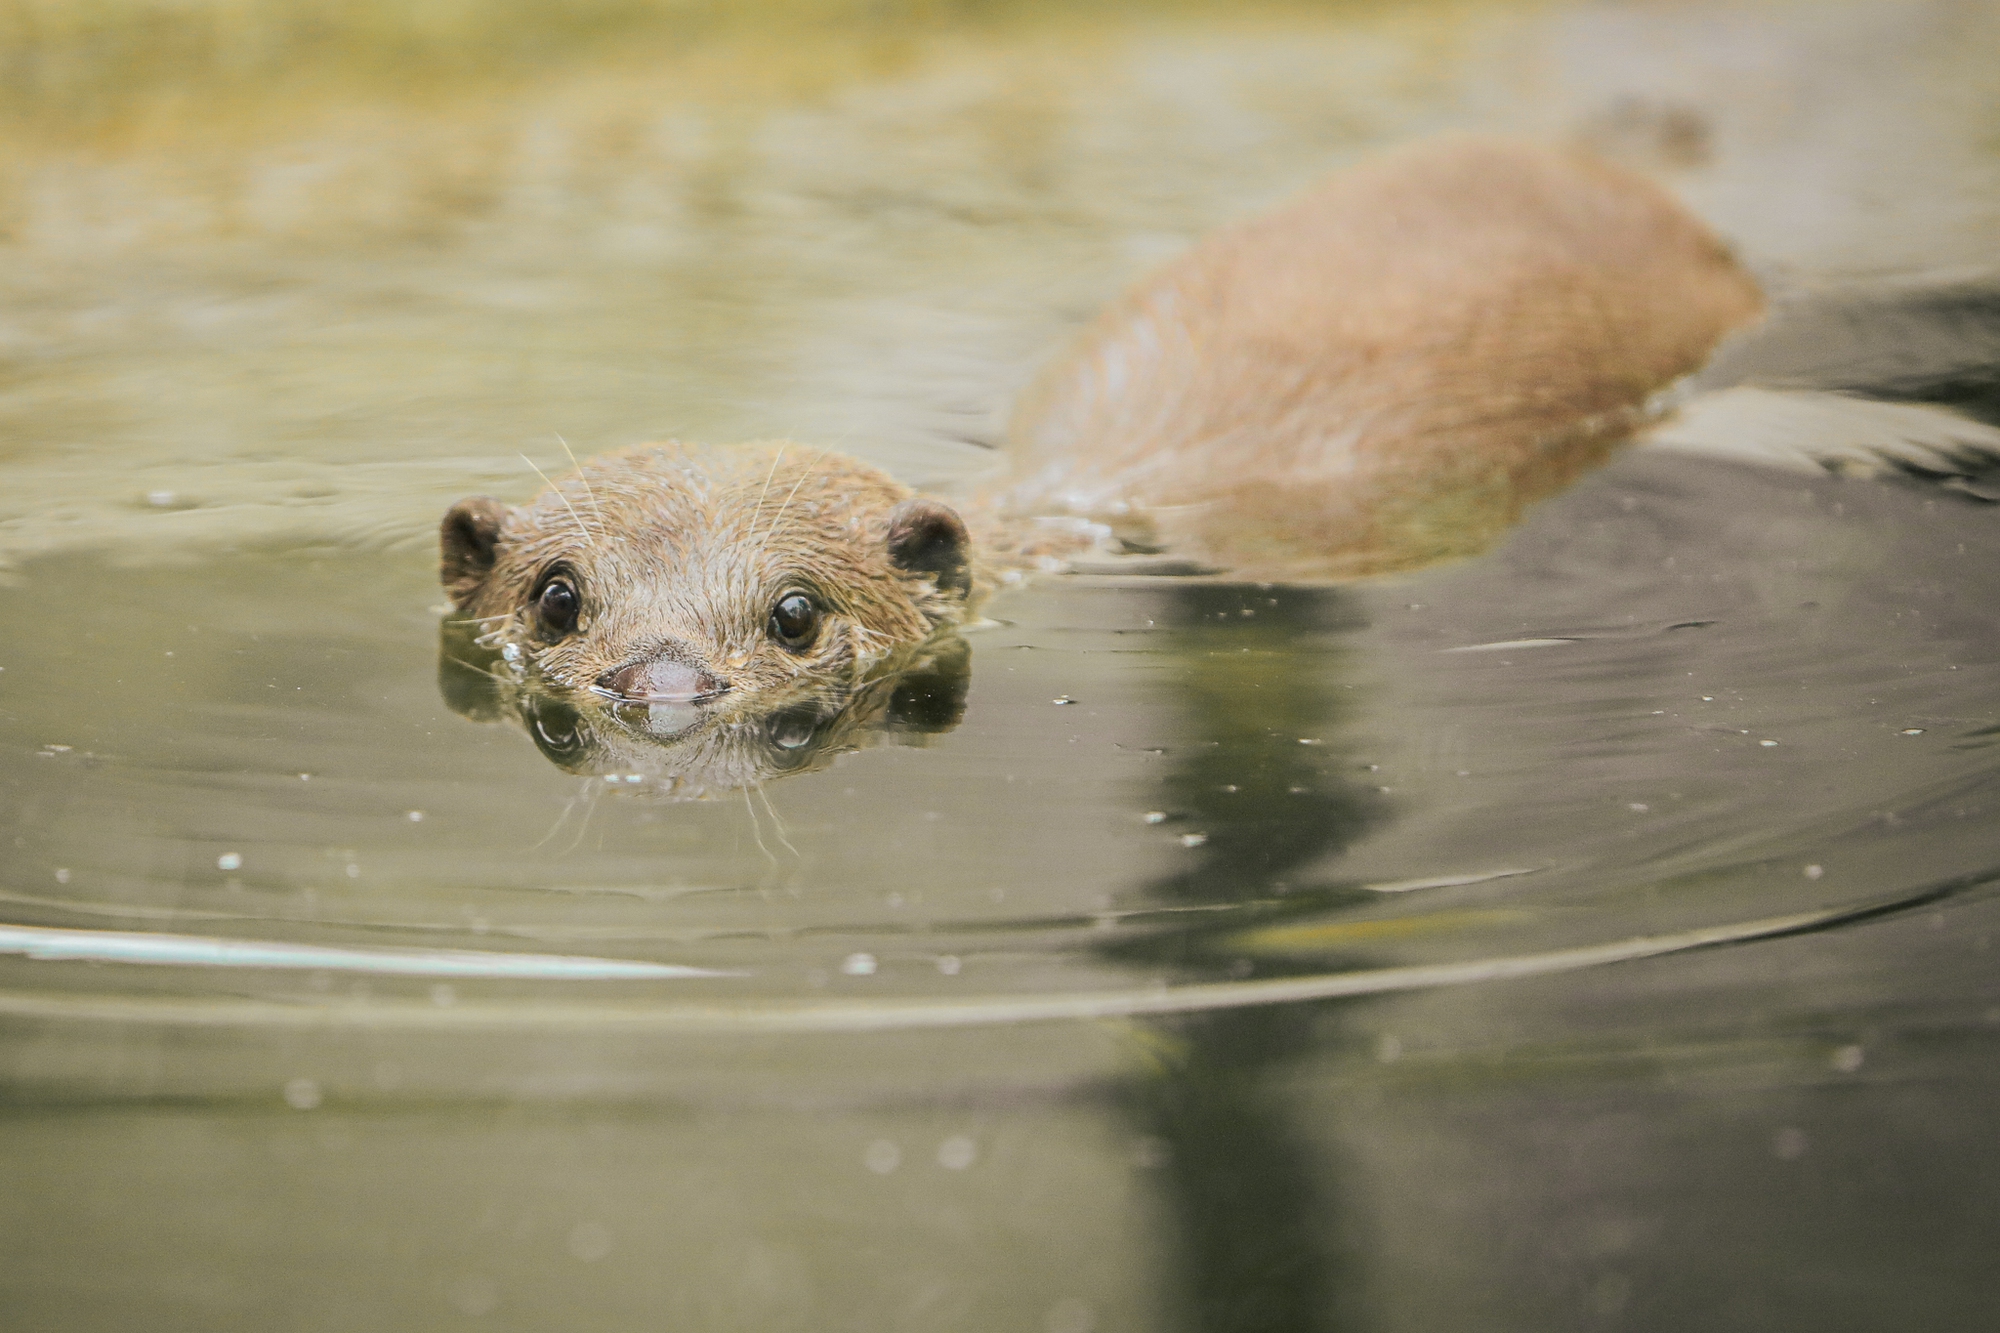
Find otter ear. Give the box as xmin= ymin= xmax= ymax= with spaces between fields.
xmin=441 ymin=496 xmax=509 ymax=608
xmin=885 ymin=497 xmax=971 ymax=599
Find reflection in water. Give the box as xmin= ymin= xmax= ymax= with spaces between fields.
xmin=1111 ymin=586 xmax=1383 ymax=1333
xmin=438 ymin=617 xmax=971 ymax=794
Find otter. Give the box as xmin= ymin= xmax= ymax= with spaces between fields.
xmin=441 ymin=135 xmax=1764 ymax=749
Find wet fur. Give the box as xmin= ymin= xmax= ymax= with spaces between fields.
xmin=447 ymin=442 xmax=967 ymax=703
xmin=1001 ymin=135 xmax=1764 ymax=578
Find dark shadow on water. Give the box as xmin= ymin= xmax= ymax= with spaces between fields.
xmin=1103 ymin=584 xmax=1386 ymax=1333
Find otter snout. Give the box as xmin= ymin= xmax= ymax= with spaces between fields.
xmin=597 ymin=656 xmax=728 ymax=704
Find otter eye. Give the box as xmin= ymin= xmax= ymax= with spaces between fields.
xmin=535 ymin=574 xmax=581 ymax=636
xmin=768 ymin=591 xmax=819 ymax=651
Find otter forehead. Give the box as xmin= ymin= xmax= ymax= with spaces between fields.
xmin=500 ymin=444 xmax=923 ymax=633
xmin=508 ymin=443 xmax=906 ymax=566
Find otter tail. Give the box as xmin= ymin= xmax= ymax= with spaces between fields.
xmin=1641 ymin=272 xmax=2000 ymax=500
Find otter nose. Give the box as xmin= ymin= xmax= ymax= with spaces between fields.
xmin=597 ymin=657 xmax=727 ymax=703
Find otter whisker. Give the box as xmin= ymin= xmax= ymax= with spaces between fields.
xmin=747 ymin=444 xmax=787 ymax=544
xmin=759 ymin=449 xmax=829 ymax=553
xmin=531 ymin=789 xmax=584 ymax=851
xmin=569 ymin=785 xmax=605 ymax=854
xmin=443 ymin=654 xmax=516 ymax=687
xmin=520 ymin=452 xmax=596 ymax=549
xmin=556 ymin=434 xmax=607 ymax=539
xmin=755 ymin=784 xmax=798 ymax=858
xmin=741 ymin=787 xmax=777 ymax=866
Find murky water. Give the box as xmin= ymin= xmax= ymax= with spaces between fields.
xmin=5 ymin=2 xmax=2000 ymax=1329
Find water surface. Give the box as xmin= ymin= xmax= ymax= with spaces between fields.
xmin=4 ymin=2 xmax=2000 ymax=1330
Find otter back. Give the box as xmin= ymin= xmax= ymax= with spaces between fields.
xmin=1001 ymin=134 xmax=1765 ymax=578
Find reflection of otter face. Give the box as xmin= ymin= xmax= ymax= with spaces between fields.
xmin=440 ymin=442 xmax=975 ymax=710
xmin=439 ymin=621 xmax=970 ymax=795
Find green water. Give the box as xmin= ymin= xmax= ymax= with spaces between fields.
xmin=4 ymin=2 xmax=2000 ymax=1329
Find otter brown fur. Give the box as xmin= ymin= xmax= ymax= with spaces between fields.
xmin=1002 ymin=135 xmax=1764 ymax=578
xmin=442 ymin=135 xmax=1762 ymax=711
xmin=443 ymin=442 xmax=972 ymax=707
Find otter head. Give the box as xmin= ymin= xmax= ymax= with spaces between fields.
xmin=440 ymin=442 xmax=974 ymax=723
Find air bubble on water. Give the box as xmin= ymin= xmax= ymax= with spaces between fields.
xmin=405 ymin=810 xmax=425 ymax=822
xmin=282 ymin=1077 xmax=322 ymax=1110
xmin=864 ymin=1140 xmax=901 ymax=1174
xmin=1773 ymin=1127 xmax=1808 ymax=1160
xmin=842 ymin=952 xmax=877 ymax=977
xmin=1052 ymin=695 xmax=1075 ymax=706
xmin=1831 ymin=1045 xmax=1864 ymax=1073
xmin=1804 ymin=865 xmax=1824 ymax=880
xmin=1759 ymin=739 xmax=1779 ymax=747
xmin=345 ymin=863 xmax=360 ymax=878
xmin=1298 ymin=738 xmax=1322 ymax=746
xmin=567 ymin=1220 xmax=613 ymax=1263
xmin=1142 ymin=811 xmax=1166 ymax=824
xmin=146 ymin=490 xmax=176 ymax=507
xmin=1700 ymin=696 xmax=1714 ymax=702
xmin=1045 ymin=1297 xmax=1097 ymax=1333
xmin=1900 ymin=728 xmax=1926 ymax=736
xmin=937 ymin=1136 xmax=977 ymax=1170
xmin=53 ymin=868 xmax=69 ymax=884
xmin=431 ymin=983 xmax=456 ymax=1007
xmin=217 ymin=853 xmax=243 ymax=871
xmin=936 ymin=955 xmax=961 ymax=976
xmin=1179 ymin=833 xmax=1208 ymax=848
xmin=1628 ymin=803 xmax=1649 ymax=813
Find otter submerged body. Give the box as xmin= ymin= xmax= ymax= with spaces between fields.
xmin=442 ymin=136 xmax=1763 ymax=718
xmin=998 ymin=136 xmax=1763 ymax=579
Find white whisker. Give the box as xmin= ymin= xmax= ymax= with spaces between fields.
xmin=557 ymin=434 xmax=606 ymax=539
xmin=520 ymin=452 xmax=596 ymax=549
xmin=741 ymin=787 xmax=777 ymax=866
xmin=756 ymin=784 xmax=798 ymax=858
xmin=760 ymin=449 xmax=828 ymax=552
xmin=747 ymin=445 xmax=787 ymax=544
